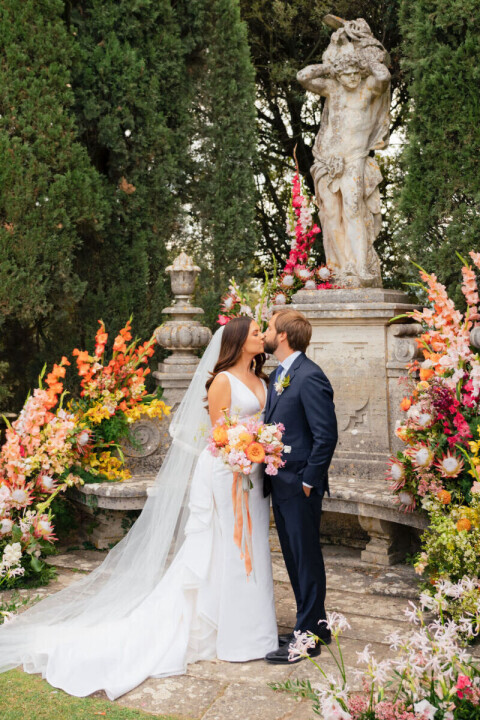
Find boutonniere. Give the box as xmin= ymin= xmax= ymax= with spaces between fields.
xmin=274 ymin=374 xmax=290 ymax=396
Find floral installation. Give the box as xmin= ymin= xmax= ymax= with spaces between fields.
xmin=216 ymin=164 xmax=338 ymax=328
xmin=274 ymin=374 xmax=291 ymax=396
xmin=387 ymin=252 xmax=480 ymax=630
xmin=0 ymin=319 xmax=170 ymax=592
xmin=271 ymin=582 xmax=480 ymax=720
xmin=208 ymin=410 xmax=289 ymax=575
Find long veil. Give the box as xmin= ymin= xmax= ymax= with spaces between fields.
xmin=0 ymin=327 xmax=224 ymax=672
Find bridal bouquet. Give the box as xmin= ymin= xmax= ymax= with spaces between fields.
xmin=208 ymin=412 xmax=289 ymax=576
xmin=207 ymin=411 xmax=288 ymax=479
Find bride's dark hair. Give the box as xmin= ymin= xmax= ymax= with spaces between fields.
xmin=205 ymin=317 xmax=268 ymax=395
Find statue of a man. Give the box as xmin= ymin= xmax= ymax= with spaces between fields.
xmin=297 ymin=17 xmax=391 ymax=287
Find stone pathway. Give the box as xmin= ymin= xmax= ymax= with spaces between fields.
xmin=2 ymin=535 xmax=432 ymax=719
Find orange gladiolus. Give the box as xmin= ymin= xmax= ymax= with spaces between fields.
xmin=419 ymin=368 xmax=435 ymax=381
xmin=245 ymin=442 xmax=266 ymax=464
xmin=213 ymin=425 xmax=229 ymax=446
xmin=400 ymin=397 xmax=412 ymax=412
xmin=113 ymin=336 xmax=127 ymax=353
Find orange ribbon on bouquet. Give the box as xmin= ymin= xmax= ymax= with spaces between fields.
xmin=232 ymin=472 xmax=254 ymax=578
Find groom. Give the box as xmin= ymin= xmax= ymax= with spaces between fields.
xmin=263 ymin=308 xmax=338 ymax=663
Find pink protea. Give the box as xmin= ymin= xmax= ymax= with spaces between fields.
xmin=387 ymin=460 xmax=406 ymax=490
xmin=272 ymin=291 xmax=288 ymax=305
xmin=9 ymin=486 xmax=34 ymax=509
xmin=36 ymin=474 xmax=57 ymax=494
xmin=293 ymin=265 xmax=313 ymax=281
xmin=435 ymin=451 xmax=464 ymax=478
xmin=316 ymin=265 xmax=333 ymax=282
xmin=279 ymin=273 xmax=295 ymax=289
xmin=408 ymin=444 xmax=434 ymax=470
xmin=33 ymin=514 xmax=57 ymax=542
xmin=397 ymin=490 xmax=416 ymax=512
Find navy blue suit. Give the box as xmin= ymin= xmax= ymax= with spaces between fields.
xmin=264 ymin=353 xmax=338 ymax=635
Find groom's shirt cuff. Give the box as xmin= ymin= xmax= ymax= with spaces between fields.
xmin=302 ymin=482 xmax=313 ymax=488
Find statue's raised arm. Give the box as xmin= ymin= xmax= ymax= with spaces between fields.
xmin=297 ymin=17 xmax=391 ymax=288
xmin=296 ymin=63 xmax=334 ymax=96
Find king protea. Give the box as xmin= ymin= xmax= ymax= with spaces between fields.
xmin=435 ymin=452 xmax=464 ymax=478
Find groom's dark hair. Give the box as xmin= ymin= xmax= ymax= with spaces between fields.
xmin=273 ymin=309 xmax=312 ymax=353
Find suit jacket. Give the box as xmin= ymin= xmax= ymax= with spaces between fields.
xmin=263 ymin=353 xmax=338 ymax=500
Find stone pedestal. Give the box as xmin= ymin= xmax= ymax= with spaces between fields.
xmin=153 ymin=252 xmax=211 ymax=409
xmin=290 ymin=287 xmax=421 ymax=479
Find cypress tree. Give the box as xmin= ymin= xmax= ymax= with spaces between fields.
xmin=189 ymin=0 xmax=258 ymax=325
xmin=0 ymin=0 xmax=107 ymax=407
xmin=68 ymin=0 xmax=192 ymax=342
xmin=398 ymin=0 xmax=480 ymax=305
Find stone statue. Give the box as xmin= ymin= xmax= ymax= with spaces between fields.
xmin=297 ymin=16 xmax=391 ymax=287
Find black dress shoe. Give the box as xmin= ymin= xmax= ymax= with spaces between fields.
xmin=265 ymin=642 xmax=321 ymax=664
xmin=278 ymin=632 xmax=294 ymax=646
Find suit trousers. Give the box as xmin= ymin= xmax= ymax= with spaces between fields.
xmin=272 ymin=490 xmax=328 ymax=636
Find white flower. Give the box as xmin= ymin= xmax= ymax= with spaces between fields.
xmin=124 ymin=129 xmax=131 ymax=137
xmin=0 ymin=518 xmax=13 ymax=535
xmin=304 ymin=279 xmax=317 ymax=290
xmin=417 ymin=413 xmax=432 ymax=427
xmin=77 ymin=431 xmax=90 ymax=447
xmin=226 ymin=424 xmax=248 ymax=445
xmin=283 ymin=445 xmax=291 ymax=454
xmin=322 ymin=611 xmax=351 ymax=635
xmin=414 ymin=699 xmax=437 ymax=719
xmin=356 ymin=643 xmax=372 ymax=665
xmin=321 ymin=698 xmax=352 ymax=720
xmin=1 ymin=542 xmax=22 ymax=569
xmin=223 ymin=296 xmax=234 ymax=310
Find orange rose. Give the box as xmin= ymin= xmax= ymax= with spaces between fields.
xmin=437 ymin=490 xmax=451 ymax=505
xmin=212 ymin=425 xmax=229 ymax=446
xmin=457 ymin=518 xmax=472 ymax=532
xmin=400 ymin=397 xmax=412 ymax=412
xmin=245 ymin=442 xmax=266 ymax=464
xmin=419 ymin=368 xmax=435 ymax=381
xmin=236 ymin=432 xmax=255 ymax=450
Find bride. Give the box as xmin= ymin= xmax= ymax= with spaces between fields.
xmin=0 ymin=317 xmax=279 ymax=699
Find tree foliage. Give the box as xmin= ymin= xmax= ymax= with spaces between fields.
xmin=397 ymin=0 xmax=480 ymax=305
xmin=0 ymin=0 xmax=258 ymax=406
xmin=0 ymin=0 xmax=108 ymax=406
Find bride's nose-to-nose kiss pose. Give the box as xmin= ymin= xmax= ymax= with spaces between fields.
xmin=0 ymin=308 xmax=337 ymax=699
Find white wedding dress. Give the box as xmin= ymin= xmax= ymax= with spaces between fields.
xmin=0 ymin=370 xmax=278 ymax=700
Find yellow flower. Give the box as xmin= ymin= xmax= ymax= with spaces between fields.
xmin=124 ymin=400 xmax=171 ymax=422
xmin=469 ymin=440 xmax=480 ymax=455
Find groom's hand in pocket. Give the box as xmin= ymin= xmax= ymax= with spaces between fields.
xmin=302 ymin=483 xmax=311 ymax=497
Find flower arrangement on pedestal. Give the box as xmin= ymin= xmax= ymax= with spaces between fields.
xmin=387 ymin=252 xmax=480 ymax=623
xmin=271 ymin=582 xmax=480 ymax=720
xmin=0 ymin=320 xmax=169 ymax=590
xmin=217 ymin=166 xmax=336 ymax=328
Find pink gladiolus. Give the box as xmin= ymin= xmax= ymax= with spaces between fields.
xmin=217 ymin=315 xmax=230 ymax=326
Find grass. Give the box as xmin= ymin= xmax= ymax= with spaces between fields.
xmin=0 ymin=669 xmax=182 ymax=720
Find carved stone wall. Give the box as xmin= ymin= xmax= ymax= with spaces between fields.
xmin=290 ymin=287 xmax=420 ymax=478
